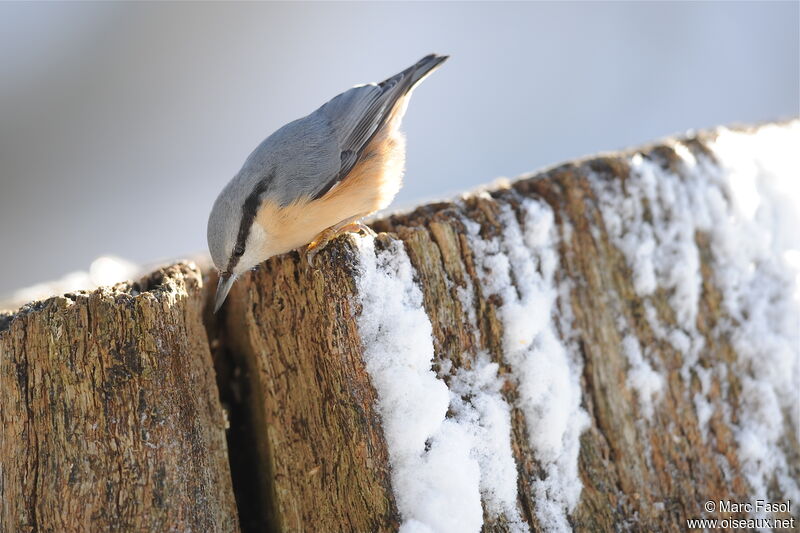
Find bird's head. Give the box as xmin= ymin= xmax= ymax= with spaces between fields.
xmin=207 ymin=178 xmax=270 ymax=312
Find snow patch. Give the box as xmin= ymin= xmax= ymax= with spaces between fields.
xmin=621 ymin=335 xmax=664 ymax=418
xmin=449 ymin=355 xmax=527 ymax=530
xmin=8 ymin=255 xmax=139 ymax=306
xmin=354 ymin=236 xmax=529 ymax=532
xmin=707 ymin=124 xmax=800 ymax=504
xmin=594 ymin=150 xmax=708 ymax=370
xmin=591 ymin=121 xmax=800 ymax=504
xmin=465 ymin=197 xmax=589 ymax=532
xmin=352 ymin=121 xmax=799 ymax=530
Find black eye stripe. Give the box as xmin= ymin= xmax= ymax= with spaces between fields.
xmin=226 ymin=177 xmax=270 ymax=273
xmin=233 ymin=245 xmax=245 ymax=256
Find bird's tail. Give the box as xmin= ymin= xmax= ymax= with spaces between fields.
xmin=380 ymin=53 xmax=449 ymax=94
xmin=405 ymin=53 xmax=449 ymax=90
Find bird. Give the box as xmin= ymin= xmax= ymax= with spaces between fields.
xmin=207 ymin=53 xmax=448 ymax=312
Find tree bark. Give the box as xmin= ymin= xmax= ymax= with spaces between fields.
xmin=1 ymin=264 xmax=238 ymax=532
xmin=220 ymin=249 xmax=400 ymax=532
xmin=1 ymin=122 xmax=797 ymax=532
xmin=218 ymin=123 xmax=799 ymax=531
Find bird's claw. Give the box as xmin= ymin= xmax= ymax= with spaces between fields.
xmin=305 ymin=222 xmax=376 ymax=268
xmin=305 ymin=246 xmax=323 ymax=268
xmin=337 ymin=222 xmax=377 ymax=238
xmin=305 ymin=230 xmax=334 ymax=268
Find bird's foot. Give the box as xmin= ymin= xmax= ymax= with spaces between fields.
xmin=334 ymin=221 xmax=377 ymax=238
xmin=305 ymin=227 xmax=336 ymax=267
xmin=305 ymin=222 xmax=376 ymax=267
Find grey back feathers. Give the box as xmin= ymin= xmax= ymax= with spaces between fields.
xmin=207 ymin=54 xmax=448 ymax=272
xmin=310 ymin=53 xmax=448 ymax=199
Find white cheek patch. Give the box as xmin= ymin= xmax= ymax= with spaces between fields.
xmin=240 ymin=223 xmax=270 ymax=272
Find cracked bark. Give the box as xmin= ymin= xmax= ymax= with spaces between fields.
xmin=1 ymin=264 xmax=238 ymax=532
xmin=1 ymin=123 xmax=797 ymax=532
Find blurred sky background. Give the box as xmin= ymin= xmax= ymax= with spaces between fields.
xmin=0 ymin=1 xmax=798 ymax=295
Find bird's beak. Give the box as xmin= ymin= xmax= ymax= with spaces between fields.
xmin=214 ymin=272 xmax=236 ymax=313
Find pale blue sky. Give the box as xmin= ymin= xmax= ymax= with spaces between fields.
xmin=1 ymin=1 xmax=797 ymax=293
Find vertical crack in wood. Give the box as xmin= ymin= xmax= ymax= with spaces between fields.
xmin=202 ymin=274 xmax=275 ymax=533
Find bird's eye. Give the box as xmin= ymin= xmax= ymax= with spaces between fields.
xmin=233 ymin=245 xmax=245 ymax=257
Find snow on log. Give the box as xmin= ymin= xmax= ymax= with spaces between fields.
xmin=2 ymin=121 xmax=798 ymax=532
xmin=219 ymin=121 xmax=799 ymax=531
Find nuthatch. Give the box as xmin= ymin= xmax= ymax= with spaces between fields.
xmin=207 ymin=54 xmax=448 ymax=312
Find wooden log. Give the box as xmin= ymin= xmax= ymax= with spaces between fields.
xmin=2 ymin=121 xmax=797 ymax=532
xmin=0 ymin=264 xmax=239 ymax=532
xmin=219 ymin=122 xmax=799 ymax=531
xmin=220 ymin=245 xmax=400 ymax=532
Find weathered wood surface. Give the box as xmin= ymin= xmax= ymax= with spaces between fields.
xmin=217 ymin=125 xmax=798 ymax=531
xmin=0 ymin=264 xmax=238 ymax=532
xmin=220 ymin=245 xmax=399 ymax=532
xmin=1 ymin=123 xmax=797 ymax=532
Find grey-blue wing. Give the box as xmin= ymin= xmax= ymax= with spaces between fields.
xmin=308 ymin=54 xmax=448 ymax=200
